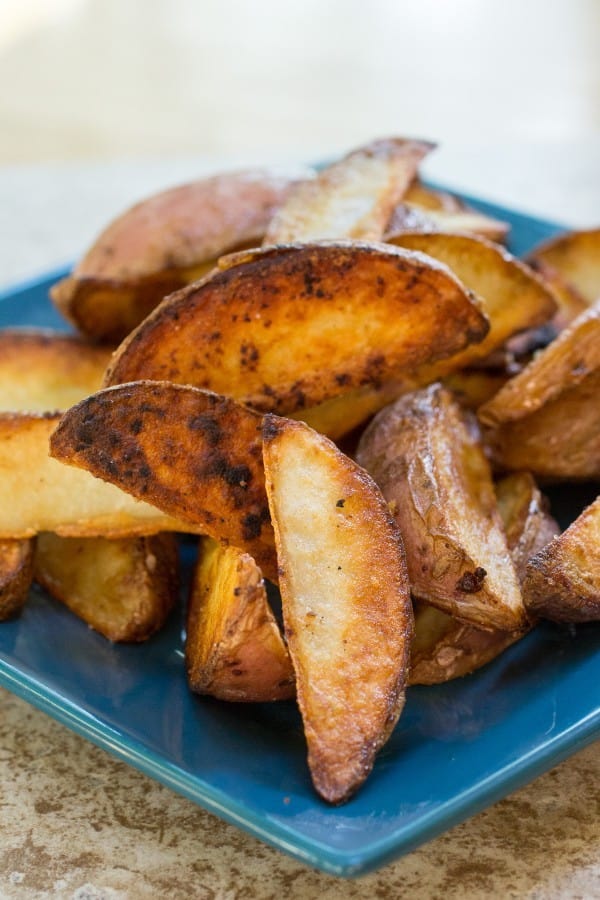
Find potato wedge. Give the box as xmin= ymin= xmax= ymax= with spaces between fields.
xmin=386 ymin=202 xmax=510 ymax=243
xmin=0 ymin=412 xmax=196 ymax=539
xmin=0 ymin=539 xmax=35 ymax=621
xmin=386 ymin=232 xmax=556 ymax=380
xmin=264 ymin=138 xmax=433 ymax=244
xmin=105 ymin=241 xmax=489 ymax=418
xmin=523 ymin=496 xmax=600 ymax=622
xmin=443 ymin=368 xmax=512 ymax=411
xmin=51 ymin=170 xmax=302 ymax=343
xmin=479 ymin=302 xmax=600 ymax=426
xmin=356 ymin=383 xmax=526 ymax=631
xmin=263 ymin=415 xmax=412 ymax=804
xmin=49 ymin=382 xmax=278 ymax=579
xmin=408 ymin=472 xmax=556 ymax=685
xmin=526 ymin=228 xmax=600 ymax=314
xmin=409 ymin=603 xmax=522 ymax=686
xmin=401 ymin=180 xmax=509 ymax=242
xmin=480 ymin=303 xmax=600 ymax=480
xmin=186 ymin=537 xmax=294 ymax=702
xmin=495 ymin=472 xmax=560 ymax=581
xmin=34 ymin=532 xmax=179 ymax=641
xmin=0 ymin=329 xmax=111 ymax=412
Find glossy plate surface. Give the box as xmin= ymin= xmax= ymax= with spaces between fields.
xmin=0 ymin=195 xmax=598 ymax=877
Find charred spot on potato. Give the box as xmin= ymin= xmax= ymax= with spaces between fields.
xmin=456 ymin=567 xmax=487 ymax=593
xmin=187 ymin=414 xmax=223 ymax=445
xmin=336 ymin=499 xmax=345 ymax=508
xmin=262 ymin=415 xmax=282 ymax=443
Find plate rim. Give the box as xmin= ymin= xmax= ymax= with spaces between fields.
xmin=1 ymin=192 xmax=596 ymax=879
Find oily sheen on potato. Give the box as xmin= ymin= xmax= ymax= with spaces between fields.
xmin=49 ymin=382 xmax=278 ymax=580
xmin=357 ymin=384 xmax=526 ymax=631
xmin=186 ymin=537 xmax=294 ymax=702
xmin=104 ymin=241 xmax=489 ymax=416
xmin=262 ymin=414 xmax=413 ymax=804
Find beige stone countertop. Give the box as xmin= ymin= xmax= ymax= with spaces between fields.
xmin=0 ymin=156 xmax=599 ymax=899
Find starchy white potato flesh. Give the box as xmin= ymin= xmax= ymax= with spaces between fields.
xmin=0 ymin=413 xmax=195 ymax=538
xmin=264 ymin=138 xmax=434 ymax=244
xmin=263 ymin=414 xmax=412 ymax=803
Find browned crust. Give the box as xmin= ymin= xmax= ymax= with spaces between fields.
xmin=484 ymin=368 xmax=600 ymax=481
xmin=523 ymin=496 xmax=600 ymax=622
xmin=263 ymin=414 xmax=412 ymax=804
xmin=34 ymin=533 xmax=179 ymax=641
xmin=479 ymin=301 xmax=600 ymax=427
xmin=495 ymin=472 xmax=560 ymax=581
xmin=386 ymin=231 xmax=556 ymax=380
xmin=356 ymin=383 xmax=526 ymax=631
xmin=186 ymin=538 xmax=294 ymax=702
xmin=525 ymin=227 xmax=600 ymax=307
xmin=409 ymin=602 xmax=523 ymax=685
xmin=0 ymin=539 xmax=35 ymax=620
xmin=50 ymin=382 xmax=277 ymax=580
xmin=105 ymin=240 xmax=488 ymax=415
xmin=50 ymin=169 xmax=301 ymax=342
xmin=264 ymin=138 xmax=434 ymax=244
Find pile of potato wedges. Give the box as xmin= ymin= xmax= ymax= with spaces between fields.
xmin=1 ymin=138 xmax=598 ymax=805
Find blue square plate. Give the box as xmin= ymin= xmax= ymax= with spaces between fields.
xmin=0 ymin=193 xmax=598 ymax=877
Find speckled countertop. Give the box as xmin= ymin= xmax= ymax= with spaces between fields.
xmin=0 ymin=156 xmax=599 ymax=899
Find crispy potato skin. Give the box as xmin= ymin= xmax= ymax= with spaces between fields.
xmin=526 ymin=228 xmax=600 ymax=308
xmin=264 ymin=138 xmax=433 ymax=244
xmin=524 ymin=496 xmax=600 ymax=622
xmin=409 ymin=602 xmax=522 ymax=686
xmin=408 ymin=472 xmax=557 ymax=685
xmin=0 ymin=329 xmax=111 ymax=412
xmin=495 ymin=472 xmax=560 ymax=581
xmin=0 ymin=538 xmax=35 ymax=621
xmin=357 ymin=384 xmax=526 ymax=631
xmin=387 ymin=232 xmax=556 ymax=379
xmin=0 ymin=412 xmax=195 ymax=539
xmin=50 ymin=382 xmax=277 ymax=579
xmin=263 ymin=415 xmax=412 ymax=804
xmin=105 ymin=241 xmax=488 ymax=416
xmin=186 ymin=538 xmax=294 ymax=702
xmin=480 ymin=303 xmax=600 ymax=480
xmin=387 ymin=185 xmax=510 ymax=242
xmin=479 ymin=302 xmax=600 ymax=427
xmin=34 ymin=533 xmax=179 ymax=641
xmin=51 ymin=170 xmax=300 ymax=343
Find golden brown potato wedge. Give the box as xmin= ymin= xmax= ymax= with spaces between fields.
xmin=51 ymin=170 xmax=302 ymax=343
xmin=495 ymin=472 xmax=560 ymax=581
xmin=0 ymin=539 xmax=35 ymax=621
xmin=0 ymin=329 xmax=111 ymax=412
xmin=386 ymin=201 xmax=510 ymax=243
xmin=408 ymin=472 xmax=557 ymax=685
xmin=186 ymin=537 xmax=294 ymax=702
xmin=264 ymin=138 xmax=433 ymax=244
xmin=50 ymin=382 xmax=277 ymax=579
xmin=263 ymin=414 xmax=412 ymax=804
xmin=105 ymin=241 xmax=489 ymax=418
xmin=34 ymin=532 xmax=179 ymax=641
xmin=356 ymin=383 xmax=526 ymax=631
xmin=386 ymin=232 xmax=556 ymax=380
xmin=523 ymin=496 xmax=600 ymax=623
xmin=0 ymin=412 xmax=196 ymax=539
xmin=479 ymin=301 xmax=600 ymax=426
xmin=409 ymin=602 xmax=522 ymax=686
xmin=443 ymin=368 xmax=512 ymax=411
xmin=526 ymin=228 xmax=600 ymax=316
xmin=480 ymin=303 xmax=600 ymax=480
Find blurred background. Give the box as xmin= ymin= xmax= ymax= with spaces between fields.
xmin=1 ymin=0 xmax=599 ymax=280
